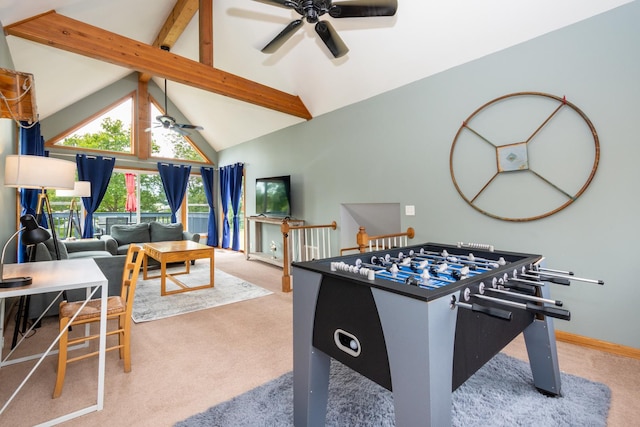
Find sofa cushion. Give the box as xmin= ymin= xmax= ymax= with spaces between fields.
xmin=42 ymin=238 xmax=69 ymax=260
xmin=111 ymin=223 xmax=150 ymax=245
xmin=150 ymin=221 xmax=184 ymax=242
xmin=67 ymin=250 xmax=113 ymax=259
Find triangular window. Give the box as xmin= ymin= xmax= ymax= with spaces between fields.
xmin=149 ymin=99 xmax=206 ymax=162
xmin=49 ymin=95 xmax=133 ymax=153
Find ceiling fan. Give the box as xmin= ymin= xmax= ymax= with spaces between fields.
xmin=147 ymin=50 xmax=204 ymax=136
xmin=254 ymin=0 xmax=398 ymax=58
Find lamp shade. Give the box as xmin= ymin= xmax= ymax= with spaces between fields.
xmin=4 ymin=154 xmax=76 ymax=190
xmin=0 ymin=214 xmax=51 ymax=288
xmin=57 ymin=181 xmax=91 ymax=197
xmin=20 ymin=214 xmax=51 ymax=245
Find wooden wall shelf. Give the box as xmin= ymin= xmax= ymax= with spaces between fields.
xmin=0 ymin=67 xmax=37 ymax=123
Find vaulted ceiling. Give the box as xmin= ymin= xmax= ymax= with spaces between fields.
xmin=0 ymin=0 xmax=632 ymax=152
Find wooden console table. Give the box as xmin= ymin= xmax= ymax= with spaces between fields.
xmin=245 ymin=216 xmax=304 ymax=268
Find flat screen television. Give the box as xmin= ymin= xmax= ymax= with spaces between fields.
xmin=255 ymin=175 xmax=291 ymax=217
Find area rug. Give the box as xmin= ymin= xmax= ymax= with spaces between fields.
xmin=175 ymin=353 xmax=611 ymax=427
xmin=132 ymin=261 xmax=272 ymax=323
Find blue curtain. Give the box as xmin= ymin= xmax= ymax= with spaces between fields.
xmin=76 ymin=154 xmax=115 ymax=238
xmin=229 ymin=163 xmax=244 ymax=251
xmin=17 ymin=122 xmax=45 ymax=262
xmin=219 ymin=165 xmax=231 ymax=249
xmin=157 ymin=163 xmax=191 ymax=223
xmin=200 ymin=167 xmax=218 ymax=247
xmin=219 ymin=163 xmax=243 ymax=250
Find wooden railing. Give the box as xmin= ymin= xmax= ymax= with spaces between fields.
xmin=340 ymin=226 xmax=415 ymax=255
xmin=280 ymin=220 xmax=337 ymax=292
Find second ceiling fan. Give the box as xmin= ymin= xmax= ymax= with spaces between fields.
xmin=255 ymin=0 xmax=398 ymax=58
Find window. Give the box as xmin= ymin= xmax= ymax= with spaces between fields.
xmin=186 ymin=174 xmax=209 ymax=235
xmin=49 ymin=96 xmax=133 ymax=154
xmin=149 ymin=101 xmax=207 ymax=162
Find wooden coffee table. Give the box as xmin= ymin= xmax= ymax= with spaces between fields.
xmin=142 ymin=241 xmax=214 ymax=296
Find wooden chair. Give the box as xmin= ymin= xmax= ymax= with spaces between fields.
xmin=53 ymin=244 xmax=145 ymax=398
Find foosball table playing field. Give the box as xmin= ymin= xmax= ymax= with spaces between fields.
xmin=292 ymin=242 xmax=602 ymax=426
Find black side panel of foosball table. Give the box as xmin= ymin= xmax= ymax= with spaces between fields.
xmin=452 ymin=302 xmax=534 ymax=391
xmin=312 ymin=276 xmax=392 ymax=391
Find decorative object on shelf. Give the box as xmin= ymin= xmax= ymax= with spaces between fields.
xmin=270 ymin=241 xmax=278 ymax=259
xmin=253 ymin=0 xmax=398 ymax=58
xmin=4 ymin=154 xmax=77 ymax=259
xmin=449 ymin=92 xmax=599 ymax=221
xmin=0 ymin=214 xmax=50 ymax=288
xmin=57 ymin=181 xmax=91 ymax=239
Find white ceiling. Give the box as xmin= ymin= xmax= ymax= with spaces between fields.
xmin=0 ymin=0 xmax=633 ymax=152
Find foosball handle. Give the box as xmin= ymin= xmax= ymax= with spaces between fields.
xmin=470 ymin=303 xmax=512 ymax=321
xmin=525 ymin=303 xmax=571 ymax=321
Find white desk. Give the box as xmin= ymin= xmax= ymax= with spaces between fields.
xmin=0 ymin=258 xmax=108 ymax=426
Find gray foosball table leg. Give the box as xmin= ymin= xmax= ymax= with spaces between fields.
xmin=293 ymin=268 xmax=331 ymax=427
xmin=523 ymin=284 xmax=562 ymax=396
xmin=374 ymin=288 xmax=458 ymax=427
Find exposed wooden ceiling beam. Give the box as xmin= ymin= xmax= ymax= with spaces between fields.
xmin=5 ymin=11 xmax=312 ymax=120
xmin=153 ymin=0 xmax=199 ymax=50
xmin=140 ymin=0 xmax=200 ymax=83
xmin=199 ymin=0 xmax=213 ymax=67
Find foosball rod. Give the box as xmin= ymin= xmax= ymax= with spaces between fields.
xmin=506 ymin=277 xmax=544 ymax=287
xmin=472 ymin=293 xmax=571 ymax=320
xmin=365 ymin=258 xmax=481 ymax=279
xmin=484 ymin=287 xmax=563 ymax=306
xmin=415 ymin=249 xmax=505 ymax=267
xmin=538 ymin=267 xmax=574 ymax=276
xmin=526 ymin=270 xmax=604 ymax=285
xmin=408 ymin=253 xmax=495 ymax=271
xmin=368 ymin=263 xmax=455 ymax=284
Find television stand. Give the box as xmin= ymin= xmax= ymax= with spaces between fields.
xmin=245 ymin=216 xmax=304 ymax=268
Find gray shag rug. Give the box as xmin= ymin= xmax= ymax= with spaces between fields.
xmin=132 ymin=262 xmax=272 ymax=322
xmin=176 ymin=352 xmax=610 ymax=427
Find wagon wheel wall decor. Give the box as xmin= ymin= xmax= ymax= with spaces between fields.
xmin=449 ymin=92 xmax=599 ymax=222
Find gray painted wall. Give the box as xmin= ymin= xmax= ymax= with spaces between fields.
xmin=0 ymin=23 xmax=18 ymax=262
xmin=219 ymin=2 xmax=640 ymax=349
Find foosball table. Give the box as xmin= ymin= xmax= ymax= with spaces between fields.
xmin=292 ymin=242 xmax=602 ymax=426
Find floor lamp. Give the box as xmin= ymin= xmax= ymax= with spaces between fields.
xmin=57 ymin=181 xmax=91 ymax=239
xmin=4 ymin=155 xmax=76 ymax=347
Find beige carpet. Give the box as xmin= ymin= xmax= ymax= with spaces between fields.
xmin=0 ymin=250 xmax=638 ymax=427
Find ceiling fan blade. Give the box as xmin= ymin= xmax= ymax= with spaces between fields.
xmin=171 ymin=126 xmax=191 ymax=136
xmin=253 ymin=0 xmax=298 ymax=9
xmin=315 ymin=20 xmax=348 ymax=58
xmin=262 ymin=19 xmax=304 ymax=53
xmin=329 ymin=0 xmax=397 ymax=18
xmin=176 ymin=124 xmax=204 ymax=131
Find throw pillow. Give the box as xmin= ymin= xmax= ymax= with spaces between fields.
xmin=42 ymin=238 xmax=69 ymax=260
xmin=111 ymin=223 xmax=151 ymax=245
xmin=150 ymin=221 xmax=183 ymax=242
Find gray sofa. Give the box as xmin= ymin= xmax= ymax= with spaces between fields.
xmin=101 ymin=221 xmax=200 ymax=255
xmin=27 ymin=238 xmax=126 ymax=319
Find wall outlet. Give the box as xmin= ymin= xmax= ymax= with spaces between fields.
xmin=405 ymin=205 xmax=416 ymax=216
